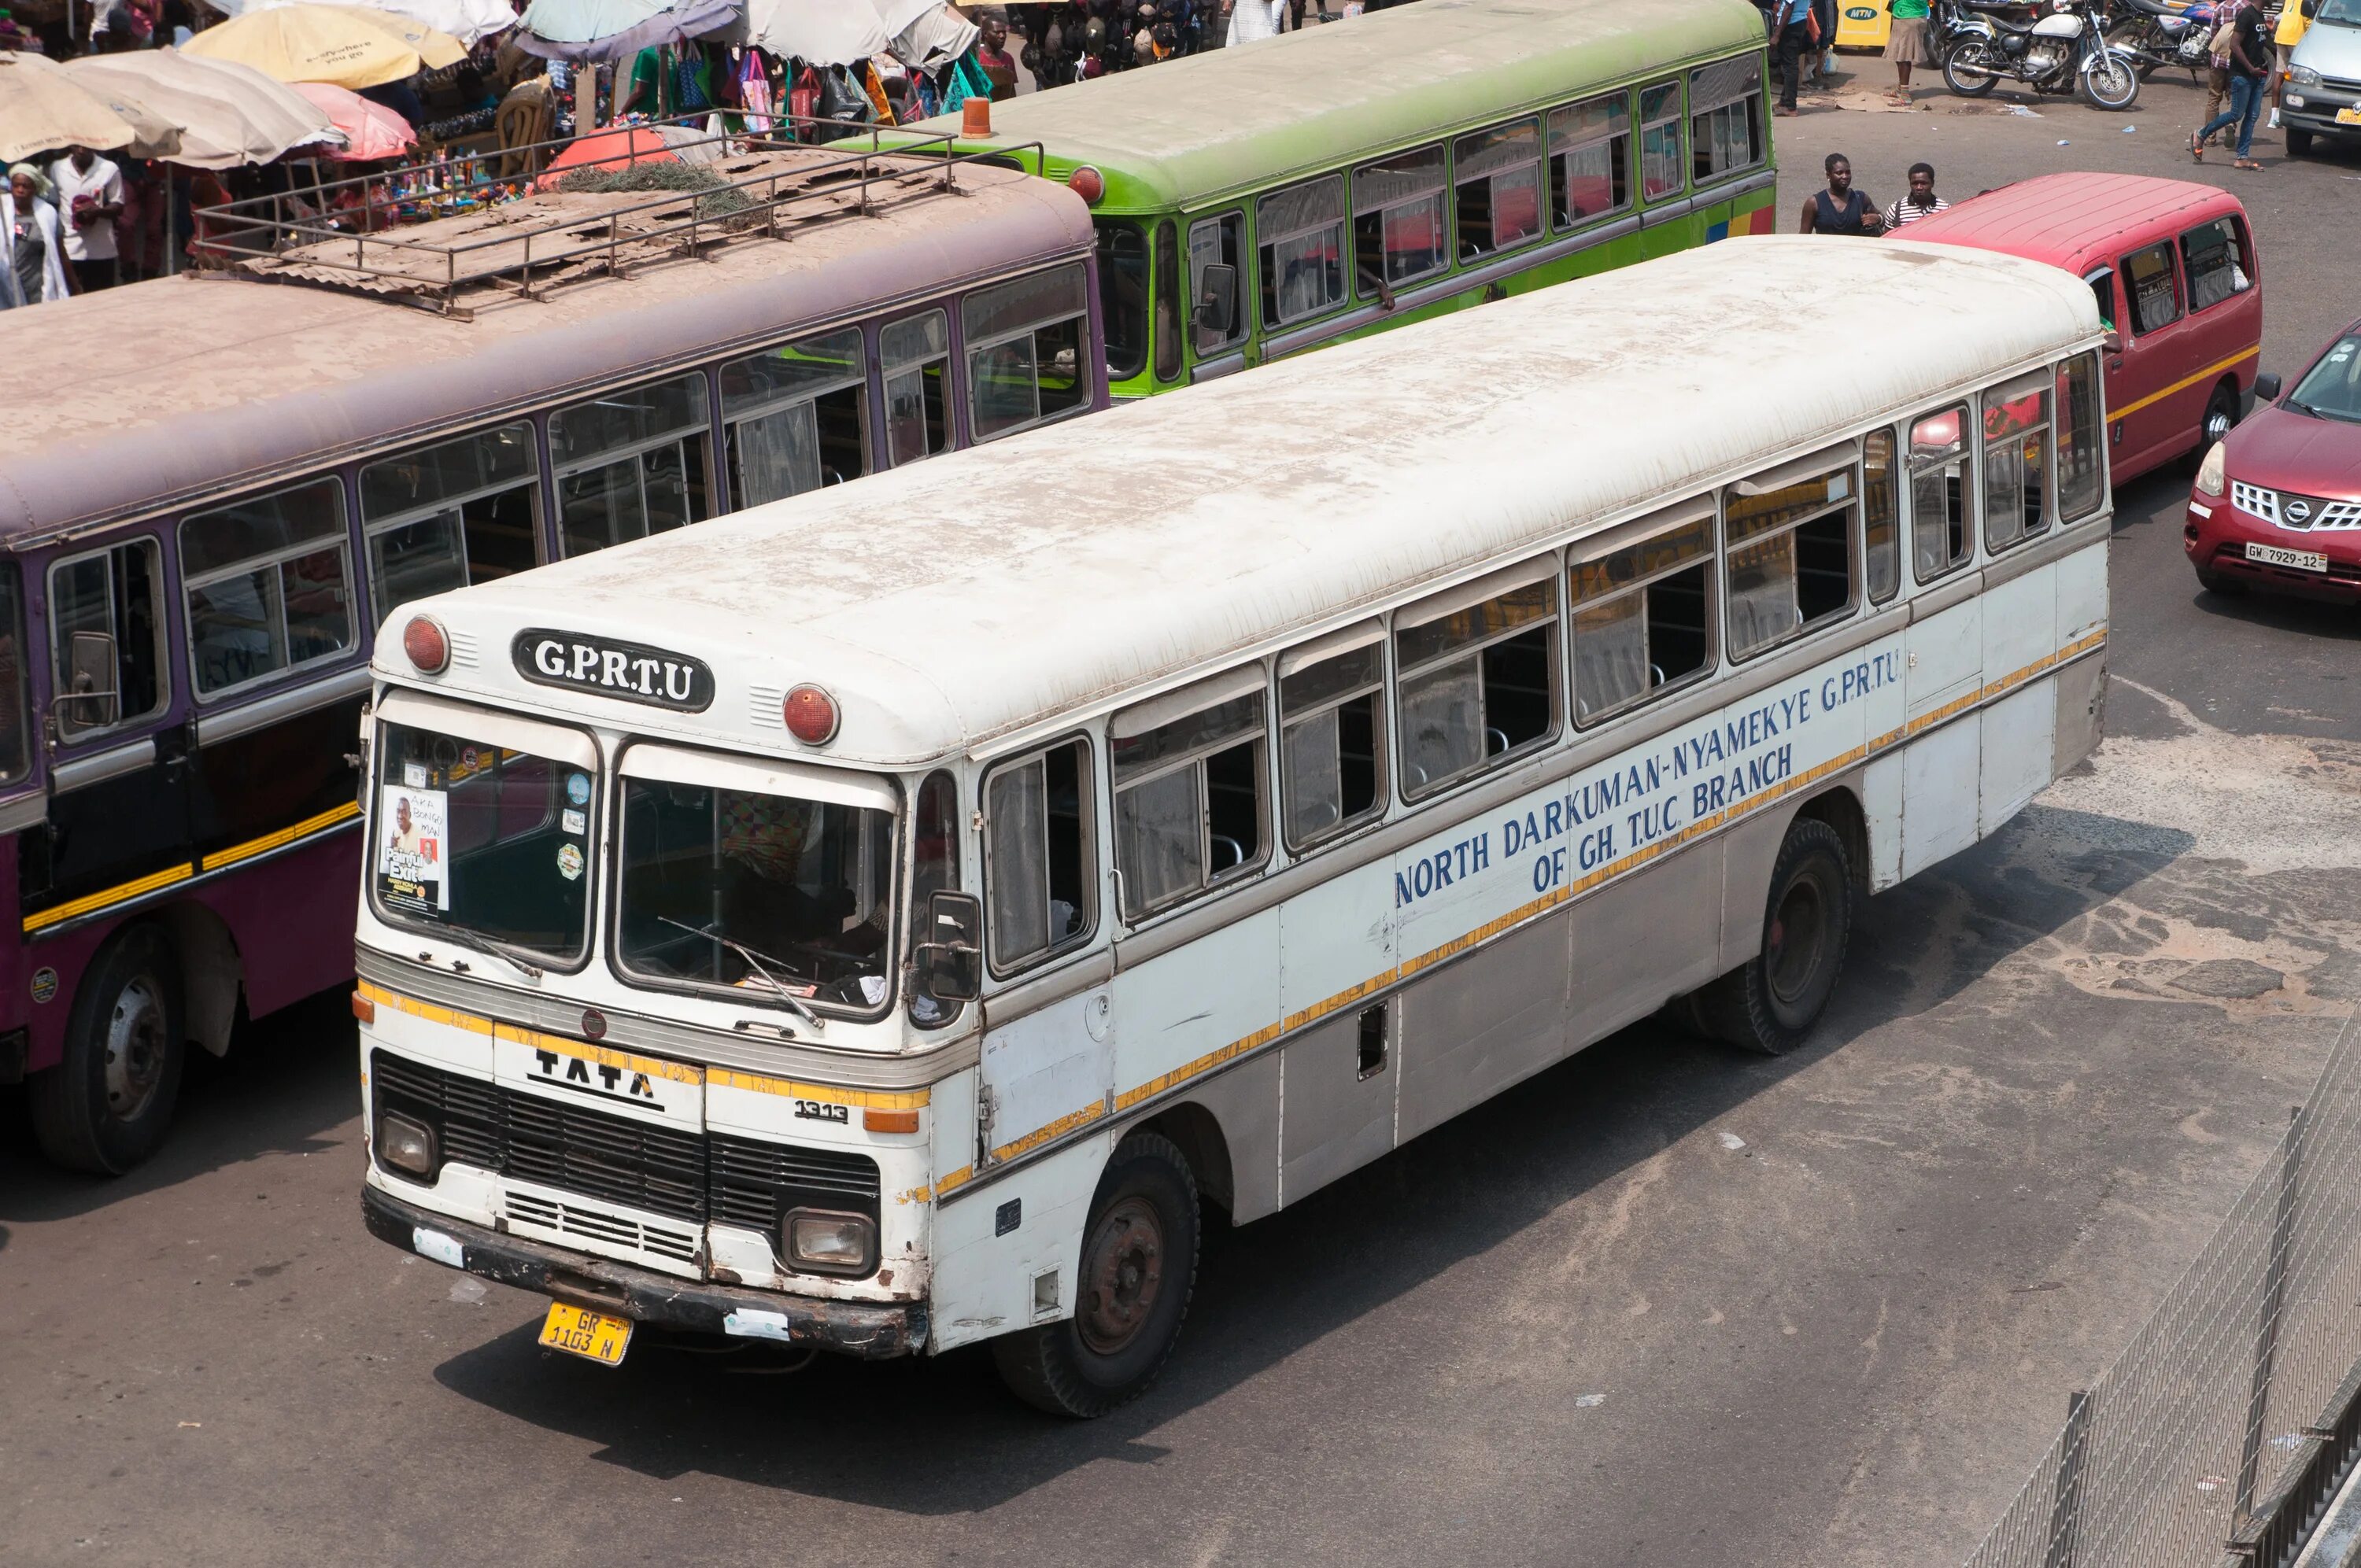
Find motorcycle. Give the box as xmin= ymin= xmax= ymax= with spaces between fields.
xmin=2104 ymin=0 xmax=2219 ymax=80
xmin=1943 ymin=0 xmax=2142 ymax=108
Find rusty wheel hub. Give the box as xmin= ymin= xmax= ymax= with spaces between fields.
xmin=1076 ymin=1196 xmax=1165 ymax=1356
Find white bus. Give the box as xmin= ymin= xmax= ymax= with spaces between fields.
xmin=353 ymin=238 xmax=2110 ymax=1415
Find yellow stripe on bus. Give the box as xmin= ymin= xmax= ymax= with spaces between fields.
xmin=23 ymin=799 xmax=368 ymax=935
xmin=200 ymin=799 xmax=361 ymax=872
xmin=22 ymin=862 xmax=194 ymax=935
xmin=2106 ymin=347 xmax=2258 ymax=423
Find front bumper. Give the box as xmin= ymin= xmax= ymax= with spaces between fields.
xmin=2282 ymin=86 xmax=2361 ymax=138
xmin=363 ymin=1185 xmax=928 ymax=1359
xmin=2185 ymin=494 xmax=2361 ymax=601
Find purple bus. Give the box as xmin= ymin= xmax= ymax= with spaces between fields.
xmin=0 ymin=142 xmax=1104 ymax=1173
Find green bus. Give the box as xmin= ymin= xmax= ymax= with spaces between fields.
xmin=899 ymin=0 xmax=1778 ymax=400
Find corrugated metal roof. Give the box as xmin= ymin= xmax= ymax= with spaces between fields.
xmin=1901 ymin=172 xmax=2241 ymax=275
xmin=386 ymin=237 xmax=2104 ymax=769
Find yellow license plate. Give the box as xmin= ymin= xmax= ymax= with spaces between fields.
xmin=2338 ymin=106 xmax=2361 ymax=126
xmin=538 ymin=1301 xmax=633 ymax=1366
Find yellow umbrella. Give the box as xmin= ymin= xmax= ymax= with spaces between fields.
xmin=0 ymin=52 xmax=144 ymax=164
xmin=184 ymin=4 xmax=468 ymax=90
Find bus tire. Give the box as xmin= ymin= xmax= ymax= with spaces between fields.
xmin=29 ymin=923 xmax=187 ymax=1175
xmin=990 ymin=1131 xmax=1199 ymax=1418
xmin=1689 ymin=817 xmax=1853 ymax=1057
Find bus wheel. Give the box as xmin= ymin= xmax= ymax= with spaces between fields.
xmin=991 ymin=1131 xmax=1199 ymax=1418
xmin=29 ymin=924 xmax=187 ymax=1175
xmin=1687 ymin=818 xmax=1853 ymax=1057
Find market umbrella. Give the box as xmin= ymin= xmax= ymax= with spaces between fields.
xmin=197 ymin=0 xmax=519 ymax=50
xmin=512 ymin=0 xmax=739 ymax=63
xmin=183 ymin=3 xmax=467 ymax=90
xmin=531 ymin=122 xmax=671 ymax=190
xmin=65 ymin=50 xmax=345 ymax=168
xmin=0 ymin=51 xmax=146 ymax=164
xmin=722 ymin=0 xmax=944 ymax=66
xmin=291 ymin=79 xmax=415 ymax=159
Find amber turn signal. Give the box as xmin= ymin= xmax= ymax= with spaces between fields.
xmin=863 ymin=1109 xmax=920 ymax=1135
xmin=351 ymin=990 xmax=376 ymax=1024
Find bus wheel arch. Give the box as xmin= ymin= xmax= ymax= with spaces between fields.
xmin=1791 ymin=784 xmax=1871 ymax=898
xmin=153 ymin=901 xmax=242 ymax=1058
xmin=1673 ymin=807 xmax=1857 ymax=1057
xmin=28 ymin=920 xmax=188 ymax=1175
xmin=1132 ymin=1099 xmax=1234 ymax=1220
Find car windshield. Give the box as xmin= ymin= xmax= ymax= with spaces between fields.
xmin=2287 ymin=334 xmax=2361 ymax=423
xmin=615 ymin=767 xmax=897 ymax=1014
xmin=372 ymin=714 xmax=596 ymax=961
xmin=2315 ymin=0 xmax=2361 ymax=24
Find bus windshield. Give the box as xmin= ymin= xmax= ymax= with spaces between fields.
xmin=372 ymin=711 xmax=597 ymax=964
xmin=615 ymin=759 xmax=897 ymax=1015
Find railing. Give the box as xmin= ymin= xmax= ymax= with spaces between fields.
xmin=188 ymin=116 xmax=1042 ymax=314
xmin=1964 ymin=1013 xmax=2361 ymax=1568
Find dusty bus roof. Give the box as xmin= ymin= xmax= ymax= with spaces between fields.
xmin=0 ymin=153 xmax=1090 ymax=539
xmin=906 ymin=0 xmax=1771 ymax=211
xmin=382 ymin=238 xmax=2103 ymax=771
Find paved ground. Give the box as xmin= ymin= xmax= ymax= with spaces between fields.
xmin=4 ymin=71 xmax=2360 ymax=1568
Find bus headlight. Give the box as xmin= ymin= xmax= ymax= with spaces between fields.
xmin=2195 ymin=439 xmax=2227 ymax=497
xmin=376 ymin=1111 xmax=439 ymax=1179
xmin=781 ymin=1208 xmax=876 ymax=1275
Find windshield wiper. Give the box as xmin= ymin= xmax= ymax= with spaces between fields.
xmin=659 ymin=917 xmax=826 ymax=1033
xmin=428 ymin=923 xmax=545 ymax=981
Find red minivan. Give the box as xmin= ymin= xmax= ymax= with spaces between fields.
xmin=1902 ymin=173 xmax=2263 ymax=486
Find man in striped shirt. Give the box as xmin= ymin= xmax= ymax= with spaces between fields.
xmin=1883 ymin=163 xmax=1950 ymax=230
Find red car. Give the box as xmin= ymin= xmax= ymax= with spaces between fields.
xmin=2186 ymin=319 xmax=2361 ymax=600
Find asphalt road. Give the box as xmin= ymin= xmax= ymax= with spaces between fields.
xmin=5 ymin=72 xmax=2360 ymax=1568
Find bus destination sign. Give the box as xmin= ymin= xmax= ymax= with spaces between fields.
xmin=512 ymin=629 xmax=715 ymax=712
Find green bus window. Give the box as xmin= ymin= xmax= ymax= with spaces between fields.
xmin=1190 ymin=212 xmax=1246 ymax=355
xmin=1154 ymin=221 xmax=1184 ymax=382
xmin=963 ymin=262 xmax=1091 ymax=441
xmin=1257 ymin=175 xmax=1346 ymax=330
xmin=1548 ymin=94 xmax=1630 ymax=229
xmin=1863 ymin=429 xmax=1899 ymax=603
xmin=719 ymin=327 xmax=870 ymax=509
xmin=1096 ymin=220 xmax=1150 ymax=382
xmin=1351 ymin=144 xmax=1447 ymax=298
xmin=881 ymin=310 xmax=949 ymax=467
xmin=362 ymin=422 xmax=541 ymax=612
xmin=1454 ymin=120 xmax=1543 ymax=260
xmin=549 ymin=371 xmax=712 ymax=558
xmin=1688 ymin=57 xmax=1764 ymax=182
xmin=1639 ymin=81 xmax=1684 ymax=203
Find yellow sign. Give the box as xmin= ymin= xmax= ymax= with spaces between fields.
xmin=1836 ymin=3 xmax=1892 ymax=50
xmin=538 ymin=1301 xmax=633 ymax=1367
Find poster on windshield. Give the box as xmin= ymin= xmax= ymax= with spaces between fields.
xmin=378 ymin=785 xmax=449 ymax=915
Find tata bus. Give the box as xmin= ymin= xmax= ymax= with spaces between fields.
xmin=0 ymin=135 xmax=1105 ymax=1173
xmin=352 ymin=237 xmax=2111 ymax=1415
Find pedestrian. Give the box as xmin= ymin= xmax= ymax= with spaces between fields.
xmin=1773 ymin=0 xmax=1816 ymax=114
xmin=2191 ymin=0 xmax=2268 ymax=170
xmin=46 ymin=144 xmax=124 ymax=293
xmin=1882 ymin=162 xmax=1950 ymax=228
xmin=2 ymin=164 xmax=76 ymax=308
xmin=974 ymin=10 xmax=1019 ymax=99
xmin=1884 ymin=0 xmax=1933 ymax=103
xmin=1799 ymin=153 xmax=1883 ymax=233
xmin=2269 ymin=0 xmax=2312 ymax=130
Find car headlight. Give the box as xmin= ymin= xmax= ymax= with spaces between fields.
xmin=2195 ymin=439 xmax=2227 ymax=497
xmin=376 ymin=1111 xmax=439 ymax=1179
xmin=2288 ymin=65 xmax=2322 ymax=87
xmin=781 ymin=1208 xmax=877 ymax=1275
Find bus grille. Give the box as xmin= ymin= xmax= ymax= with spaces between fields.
xmin=368 ymin=1050 xmax=880 ymax=1239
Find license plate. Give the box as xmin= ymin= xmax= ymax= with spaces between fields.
xmin=2246 ymin=541 xmax=2328 ymax=573
xmin=2337 ymin=106 xmax=2361 ymax=126
xmin=539 ymin=1301 xmax=633 ymax=1366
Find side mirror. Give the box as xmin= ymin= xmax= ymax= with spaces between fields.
xmin=2252 ymin=371 xmax=2282 ymax=404
xmin=2102 ymin=331 xmax=2123 ymax=355
xmin=1193 ymin=261 xmax=1237 ymax=338
xmin=914 ymin=889 xmax=983 ymax=1005
xmin=57 ymin=630 xmax=120 ymax=729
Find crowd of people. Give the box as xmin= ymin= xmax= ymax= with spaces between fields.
xmin=1796 ymin=153 xmax=1951 ymax=233
xmin=2 ymin=146 xmax=122 ymax=307
xmin=2191 ymin=0 xmax=2315 ymax=169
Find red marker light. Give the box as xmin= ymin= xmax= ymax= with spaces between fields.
xmin=783 ymin=684 xmax=839 ymax=744
xmin=1067 ymin=165 xmax=1105 ymax=205
xmin=403 ymin=615 xmax=449 ymax=674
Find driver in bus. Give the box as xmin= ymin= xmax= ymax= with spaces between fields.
xmin=715 ymin=791 xmax=886 ymax=1002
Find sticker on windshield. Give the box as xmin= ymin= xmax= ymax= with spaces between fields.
xmin=379 ymin=786 xmax=449 ymax=913
xmin=561 ymin=808 xmax=586 ymax=836
xmin=567 ymin=773 xmax=592 ymax=806
xmin=556 ymin=843 xmax=585 ymax=881
xmin=404 ymin=762 xmax=428 ymax=789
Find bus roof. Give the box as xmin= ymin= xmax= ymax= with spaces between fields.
xmin=0 ymin=153 xmax=1090 ymax=540
xmin=914 ymin=0 xmax=1771 ymax=210
xmin=1898 ymin=172 xmax=2243 ymax=277
xmin=383 ymin=238 xmax=2102 ymax=770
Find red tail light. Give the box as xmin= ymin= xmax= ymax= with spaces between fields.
xmin=402 ymin=615 xmax=449 ymax=674
xmin=783 ymin=684 xmax=839 ymax=744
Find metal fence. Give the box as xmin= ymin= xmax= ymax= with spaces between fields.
xmin=1965 ymin=1014 xmax=2361 ymax=1568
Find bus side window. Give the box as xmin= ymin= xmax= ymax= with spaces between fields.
xmin=1279 ymin=625 xmax=1387 ymax=852
xmin=1981 ymin=372 xmax=2054 ymax=553
xmin=983 ymin=736 xmax=1097 ymax=974
xmin=1548 ymin=92 xmax=1630 ymax=230
xmin=1688 ymin=57 xmax=1764 ymax=183
xmin=1395 ymin=563 xmax=1561 ymax=801
xmin=1724 ymin=448 xmax=1859 ymax=661
xmin=1569 ymin=507 xmax=1715 ymax=726
xmin=360 ymin=421 xmax=541 ymax=611
xmin=2083 ymin=267 xmax=2116 ymax=336
xmin=907 ymin=767 xmax=962 ymax=1026
xmin=719 ymin=326 xmax=870 ymax=509
xmin=49 ymin=537 xmax=167 ymax=741
xmin=1863 ymin=429 xmax=1900 ymax=604
xmin=964 ymin=263 xmax=1092 ymax=443
xmin=2180 ymin=216 xmax=2252 ymax=314
xmin=1453 ymin=119 xmax=1544 ymax=261
xmin=1638 ymin=81 xmax=1685 ymax=204
xmin=1351 ymin=144 xmax=1448 ymax=301
xmin=0 ymin=565 xmax=28 ymax=785
xmin=1153 ymin=221 xmax=1184 ymax=384
xmin=549 ymin=371 xmax=712 ymax=559
xmin=2056 ymin=353 xmax=2106 ymax=522
xmin=1257 ymin=175 xmax=1347 ymax=331
xmin=1110 ymin=673 xmax=1269 ymax=921
xmin=1908 ymin=407 xmax=1975 ymax=584
xmin=1189 ymin=211 xmax=1246 ymax=356
xmin=179 ymin=477 xmax=355 ymax=701
xmin=881 ymin=310 xmax=950 ymax=467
